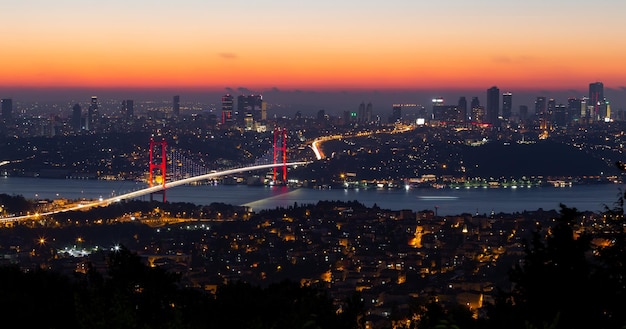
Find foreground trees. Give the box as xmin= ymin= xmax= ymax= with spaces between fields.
xmin=3 ymin=197 xmax=626 ymax=328
xmin=0 ymin=245 xmax=358 ymax=329
xmin=486 ymin=203 xmax=626 ymax=329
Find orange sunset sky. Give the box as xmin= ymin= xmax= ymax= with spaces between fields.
xmin=2 ymin=0 xmax=626 ymax=109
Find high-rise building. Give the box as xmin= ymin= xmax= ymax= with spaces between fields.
xmin=534 ymin=96 xmax=546 ymax=115
xmin=547 ymin=98 xmax=556 ymax=119
xmin=122 ymin=100 xmax=134 ymax=119
xmin=237 ymin=94 xmax=264 ymax=123
xmin=567 ymin=97 xmax=582 ymax=123
xmin=581 ymin=97 xmax=589 ymax=121
xmin=458 ymin=97 xmax=467 ymax=122
xmin=589 ymin=82 xmax=604 ymax=120
xmin=470 ymin=97 xmax=482 ymax=122
xmin=519 ymin=105 xmax=529 ymax=122
xmin=554 ymin=103 xmax=567 ymax=127
xmin=502 ymin=92 xmax=512 ymax=120
xmin=535 ymin=97 xmax=549 ymax=130
xmin=221 ymin=94 xmax=234 ymax=124
xmin=173 ymin=95 xmax=180 ymax=117
xmin=1 ymin=98 xmax=12 ymax=121
xmin=431 ymin=98 xmax=462 ymax=123
xmin=470 ymin=97 xmax=480 ymax=109
xmin=486 ymin=86 xmax=500 ymax=124
xmin=365 ymin=102 xmax=373 ymax=123
xmin=71 ymin=103 xmax=82 ymax=131
xmin=86 ymin=96 xmax=98 ymax=131
xmin=358 ymin=102 xmax=366 ymax=123
xmin=431 ymin=97 xmax=444 ymax=120
xmin=390 ymin=104 xmax=402 ymax=123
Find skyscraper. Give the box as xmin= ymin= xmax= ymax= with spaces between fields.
xmin=534 ymin=96 xmax=546 ymax=115
xmin=221 ymin=94 xmax=234 ymax=124
xmin=502 ymin=92 xmax=512 ymax=120
xmin=365 ymin=102 xmax=373 ymax=123
xmin=1 ymin=98 xmax=12 ymax=121
xmin=358 ymin=102 xmax=366 ymax=123
xmin=458 ymin=97 xmax=467 ymax=122
xmin=547 ymin=98 xmax=556 ymax=119
xmin=554 ymin=103 xmax=567 ymax=127
xmin=87 ymin=96 xmax=98 ymax=131
xmin=535 ymin=97 xmax=548 ymax=130
xmin=71 ymin=103 xmax=82 ymax=131
xmin=567 ymin=97 xmax=582 ymax=123
xmin=470 ymin=97 xmax=483 ymax=122
xmin=390 ymin=104 xmax=402 ymax=123
xmin=589 ymin=82 xmax=604 ymax=120
xmin=431 ymin=97 xmax=445 ymax=120
xmin=519 ymin=105 xmax=529 ymax=123
xmin=486 ymin=86 xmax=500 ymax=124
xmin=237 ymin=94 xmax=264 ymax=123
xmin=173 ymin=95 xmax=180 ymax=117
xmin=122 ymin=100 xmax=134 ymax=119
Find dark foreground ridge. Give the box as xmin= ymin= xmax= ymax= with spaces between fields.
xmin=2 ymin=194 xmax=626 ymax=328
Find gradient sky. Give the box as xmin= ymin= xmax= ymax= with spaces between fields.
xmin=2 ymin=0 xmax=626 ymax=110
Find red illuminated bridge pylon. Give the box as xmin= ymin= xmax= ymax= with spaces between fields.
xmin=149 ymin=137 xmax=167 ymax=202
xmin=273 ymin=127 xmax=287 ymax=183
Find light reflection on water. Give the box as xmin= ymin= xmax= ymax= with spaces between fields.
xmin=1 ymin=176 xmax=624 ymax=216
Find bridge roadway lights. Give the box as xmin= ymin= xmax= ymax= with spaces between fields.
xmin=0 ymin=162 xmax=311 ymax=224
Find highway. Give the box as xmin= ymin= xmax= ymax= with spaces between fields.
xmin=309 ymin=125 xmax=414 ymax=160
xmin=0 ymin=161 xmax=309 ymax=223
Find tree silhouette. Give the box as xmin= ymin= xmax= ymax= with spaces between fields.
xmin=490 ymin=205 xmax=602 ymax=329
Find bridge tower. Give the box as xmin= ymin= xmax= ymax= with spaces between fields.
xmin=149 ymin=137 xmax=167 ymax=202
xmin=273 ymin=127 xmax=287 ymax=183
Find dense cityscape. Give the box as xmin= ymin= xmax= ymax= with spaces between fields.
xmin=1 ymin=82 xmax=624 ymax=186
xmin=2 ymin=81 xmax=626 ymax=328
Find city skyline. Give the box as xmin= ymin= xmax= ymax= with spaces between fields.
xmin=1 ymin=84 xmax=623 ymax=117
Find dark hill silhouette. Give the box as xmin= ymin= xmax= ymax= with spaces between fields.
xmin=462 ymin=140 xmax=614 ymax=178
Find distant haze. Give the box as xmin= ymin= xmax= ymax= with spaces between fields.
xmin=3 ymin=86 xmax=626 ymax=117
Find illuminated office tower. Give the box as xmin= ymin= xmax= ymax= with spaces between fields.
xmin=237 ymin=94 xmax=264 ymax=123
xmin=535 ymin=97 xmax=548 ymax=129
xmin=431 ymin=97 xmax=444 ymax=120
xmin=534 ymin=96 xmax=546 ymax=115
xmin=486 ymin=86 xmax=500 ymax=124
xmin=87 ymin=96 xmax=98 ymax=131
xmin=502 ymin=92 xmax=512 ymax=120
xmin=470 ymin=97 xmax=483 ymax=122
xmin=1 ymin=98 xmax=12 ymax=121
xmin=173 ymin=95 xmax=180 ymax=117
xmin=589 ymin=82 xmax=604 ymax=121
xmin=431 ymin=97 xmax=461 ymax=123
xmin=580 ymin=97 xmax=589 ymax=121
xmin=221 ymin=94 xmax=234 ymax=124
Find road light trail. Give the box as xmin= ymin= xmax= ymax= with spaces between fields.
xmin=0 ymin=161 xmax=310 ymax=223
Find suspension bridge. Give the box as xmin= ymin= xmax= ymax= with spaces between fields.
xmin=1 ymin=128 xmax=310 ymax=223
